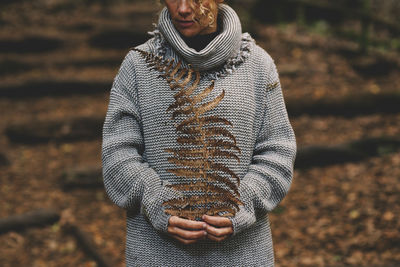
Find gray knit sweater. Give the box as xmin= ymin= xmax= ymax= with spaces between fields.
xmin=102 ymin=4 xmax=296 ymax=266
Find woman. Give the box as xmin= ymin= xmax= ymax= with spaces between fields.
xmin=102 ymin=0 xmax=296 ymax=266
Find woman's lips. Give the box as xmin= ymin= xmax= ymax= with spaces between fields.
xmin=176 ymin=20 xmax=194 ymax=28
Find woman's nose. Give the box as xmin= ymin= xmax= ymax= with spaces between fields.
xmin=177 ymin=0 xmax=192 ymax=18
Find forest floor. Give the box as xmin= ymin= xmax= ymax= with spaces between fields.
xmin=0 ymin=1 xmax=399 ymax=266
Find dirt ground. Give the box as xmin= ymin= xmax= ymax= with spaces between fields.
xmin=0 ymin=1 xmax=399 ymax=266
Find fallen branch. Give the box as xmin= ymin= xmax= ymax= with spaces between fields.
xmin=0 ymin=209 xmax=60 ymax=235
xmin=0 ymin=152 xmax=9 ymax=166
xmin=61 ymin=165 xmax=103 ymax=190
xmin=295 ymin=136 xmax=400 ymax=169
xmin=287 ymin=92 xmax=400 ymax=118
xmin=62 ymin=223 xmax=112 ymax=267
xmin=286 ymin=0 xmax=400 ymax=35
xmin=0 ymin=80 xmax=110 ymax=98
xmin=89 ymin=29 xmax=148 ymax=50
xmin=6 ymin=116 xmax=104 ymax=144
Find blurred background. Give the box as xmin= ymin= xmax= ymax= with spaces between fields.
xmin=0 ymin=0 xmax=399 ymax=266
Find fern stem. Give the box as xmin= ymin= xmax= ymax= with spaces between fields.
xmin=196 ymin=110 xmax=210 ymax=215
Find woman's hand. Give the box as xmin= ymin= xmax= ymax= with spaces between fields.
xmin=202 ymin=215 xmax=233 ymax=242
xmin=167 ymin=216 xmax=207 ymax=245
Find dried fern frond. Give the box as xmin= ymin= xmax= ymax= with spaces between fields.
xmin=166 ymin=181 xmax=240 ymax=201
xmin=174 ymin=70 xmax=200 ymax=99
xmin=166 ymin=168 xmax=204 ymax=179
xmin=176 ymin=116 xmax=232 ymax=132
xmin=164 ymin=205 xmax=238 ymax=220
xmin=207 ymin=139 xmax=241 ymax=153
xmin=165 ymin=147 xmax=240 ymax=162
xmin=132 ymin=48 xmax=243 ymax=220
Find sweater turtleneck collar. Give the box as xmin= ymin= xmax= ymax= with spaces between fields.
xmin=157 ymin=4 xmax=242 ymax=72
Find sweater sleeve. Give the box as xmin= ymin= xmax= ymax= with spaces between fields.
xmin=102 ymin=51 xmax=183 ymax=233
xmin=230 ymin=56 xmax=297 ymax=236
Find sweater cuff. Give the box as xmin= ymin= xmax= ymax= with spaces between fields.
xmin=139 ymin=169 xmax=184 ymax=233
xmin=230 ymin=177 xmax=258 ymax=236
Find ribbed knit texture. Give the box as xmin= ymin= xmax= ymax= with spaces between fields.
xmin=102 ymin=4 xmax=296 ymax=267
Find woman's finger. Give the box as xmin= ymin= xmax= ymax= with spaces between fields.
xmin=169 ymin=215 xmax=207 ymax=230
xmin=167 ymin=225 xmax=207 ymax=240
xmin=169 ymin=233 xmax=198 ymax=245
xmin=202 ymin=215 xmax=232 ymax=227
xmin=205 ymin=224 xmax=233 ymax=237
xmin=206 ymin=232 xmax=228 ymax=242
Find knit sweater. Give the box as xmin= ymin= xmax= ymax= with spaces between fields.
xmin=102 ymin=4 xmax=296 ymax=267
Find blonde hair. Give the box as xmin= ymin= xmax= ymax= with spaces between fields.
xmin=161 ymin=0 xmax=224 ymax=28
